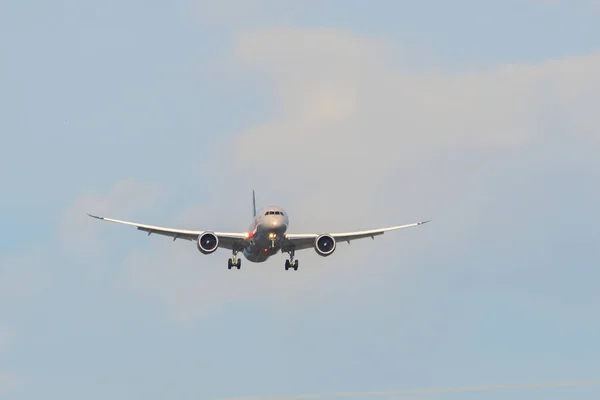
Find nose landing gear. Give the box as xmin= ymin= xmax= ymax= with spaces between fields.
xmin=285 ymin=248 xmax=298 ymax=271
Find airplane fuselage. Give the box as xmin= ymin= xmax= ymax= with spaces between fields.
xmin=242 ymin=206 xmax=289 ymax=262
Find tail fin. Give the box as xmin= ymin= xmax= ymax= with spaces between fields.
xmin=252 ymin=189 xmax=257 ymax=217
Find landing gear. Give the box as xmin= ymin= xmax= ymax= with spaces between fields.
xmin=228 ymin=258 xmax=241 ymax=269
xmin=285 ymin=248 xmax=298 ymax=271
xmin=228 ymin=250 xmax=241 ymax=270
xmin=285 ymin=259 xmax=298 ymax=271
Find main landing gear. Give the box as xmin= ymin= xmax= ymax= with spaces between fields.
xmin=285 ymin=249 xmax=298 ymax=271
xmin=228 ymin=250 xmax=241 ymax=270
xmin=285 ymin=259 xmax=298 ymax=271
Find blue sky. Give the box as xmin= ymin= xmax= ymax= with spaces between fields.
xmin=1 ymin=1 xmax=600 ymax=399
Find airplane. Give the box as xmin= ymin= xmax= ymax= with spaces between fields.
xmin=87 ymin=190 xmax=430 ymax=271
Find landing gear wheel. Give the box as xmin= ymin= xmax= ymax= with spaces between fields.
xmin=285 ymin=259 xmax=298 ymax=271
xmin=236 ymin=259 xmax=241 ymax=269
xmin=285 ymin=248 xmax=298 ymax=271
xmin=228 ymin=259 xmax=233 ymax=269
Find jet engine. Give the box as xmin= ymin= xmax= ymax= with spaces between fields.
xmin=197 ymin=232 xmax=219 ymax=254
xmin=314 ymin=234 xmax=336 ymax=257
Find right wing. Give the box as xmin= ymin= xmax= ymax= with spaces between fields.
xmin=283 ymin=220 xmax=430 ymax=251
xmin=87 ymin=214 xmax=249 ymax=250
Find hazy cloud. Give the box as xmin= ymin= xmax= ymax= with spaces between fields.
xmin=104 ymin=28 xmax=600 ymax=322
xmin=0 ymin=326 xmax=14 ymax=354
xmin=0 ymin=250 xmax=50 ymax=301
xmin=0 ymin=371 xmax=22 ymax=395
xmin=216 ymin=379 xmax=600 ymax=400
xmin=197 ymin=0 xmax=600 ymax=27
xmin=58 ymin=179 xmax=163 ymax=262
xmin=195 ymin=0 xmax=321 ymax=28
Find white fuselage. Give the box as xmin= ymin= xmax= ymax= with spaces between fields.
xmin=242 ymin=206 xmax=289 ymax=262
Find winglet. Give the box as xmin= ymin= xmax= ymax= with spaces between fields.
xmin=252 ymin=189 xmax=257 ymax=218
xmin=87 ymin=213 xmax=104 ymax=220
xmin=418 ymin=219 xmax=431 ymax=225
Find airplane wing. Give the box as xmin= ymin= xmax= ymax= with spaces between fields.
xmin=283 ymin=220 xmax=431 ymax=251
xmin=86 ymin=214 xmax=248 ymax=250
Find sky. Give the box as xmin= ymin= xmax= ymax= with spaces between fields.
xmin=1 ymin=0 xmax=600 ymax=399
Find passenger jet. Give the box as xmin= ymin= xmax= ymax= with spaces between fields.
xmin=88 ymin=191 xmax=430 ymax=270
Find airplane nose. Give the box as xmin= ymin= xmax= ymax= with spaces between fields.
xmin=269 ymin=217 xmax=285 ymax=232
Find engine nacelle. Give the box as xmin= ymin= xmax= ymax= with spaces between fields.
xmin=197 ymin=232 xmax=219 ymax=254
xmin=314 ymin=234 xmax=336 ymax=257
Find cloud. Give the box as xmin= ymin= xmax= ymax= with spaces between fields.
xmin=223 ymin=27 xmax=599 ymax=233
xmin=115 ymin=238 xmax=369 ymax=324
xmin=530 ymin=0 xmax=600 ymax=6
xmin=216 ymin=379 xmax=600 ymax=400
xmin=0 ymin=326 xmax=14 ymax=354
xmin=0 ymin=181 xmax=165 ymax=395
xmin=0 ymin=250 xmax=50 ymax=301
xmin=57 ymin=179 xmax=163 ymax=262
xmin=0 ymin=371 xmax=22 ymax=395
xmin=232 ymin=28 xmax=600 ymax=153
xmin=80 ymin=28 xmax=600 ymax=322
xmin=195 ymin=0 xmax=321 ymax=28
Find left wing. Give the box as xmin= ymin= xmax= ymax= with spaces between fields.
xmin=283 ymin=220 xmax=431 ymax=251
xmin=87 ymin=214 xmax=248 ymax=250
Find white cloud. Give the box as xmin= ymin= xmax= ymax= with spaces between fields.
xmin=530 ymin=0 xmax=600 ymax=6
xmin=196 ymin=0 xmax=600 ymax=28
xmin=57 ymin=179 xmax=163 ymax=263
xmin=195 ymin=0 xmax=321 ymax=28
xmin=0 ymin=371 xmax=21 ymax=395
xmin=224 ymin=27 xmax=600 ymax=232
xmin=114 ymin=222 xmax=370 ymax=324
xmin=78 ymin=28 xmax=600 ymax=322
xmin=233 ymin=28 xmax=600 ymax=154
xmin=0 ymin=326 xmax=14 ymax=354
xmin=0 ymin=250 xmax=50 ymax=301
xmin=0 ymin=181 xmax=164 ymax=394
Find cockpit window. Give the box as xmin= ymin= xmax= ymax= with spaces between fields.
xmin=265 ymin=210 xmax=284 ymax=215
